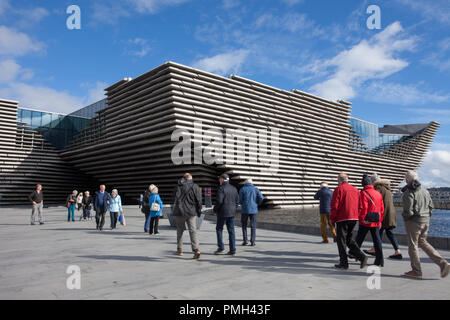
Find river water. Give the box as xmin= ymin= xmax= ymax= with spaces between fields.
xmin=394 ymin=209 xmax=450 ymax=238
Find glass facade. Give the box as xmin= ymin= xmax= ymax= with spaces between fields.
xmin=17 ymin=108 xmax=91 ymax=150
xmin=350 ymin=117 xmax=409 ymax=154
xmin=69 ymin=99 xmax=107 ymax=119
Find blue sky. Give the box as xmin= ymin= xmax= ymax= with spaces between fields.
xmin=0 ymin=0 xmax=449 ymax=186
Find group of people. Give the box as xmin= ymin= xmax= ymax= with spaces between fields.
xmin=64 ymin=185 xmax=124 ymax=231
xmin=167 ymin=172 xmax=264 ymax=259
xmin=28 ymin=169 xmax=449 ymax=279
xmin=315 ymin=170 xmax=449 ymax=279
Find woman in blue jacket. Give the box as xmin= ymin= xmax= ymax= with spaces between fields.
xmin=108 ymin=189 xmax=123 ymax=230
xmin=148 ymin=185 xmax=163 ymax=235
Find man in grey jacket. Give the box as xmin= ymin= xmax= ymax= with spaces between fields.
xmin=402 ymin=170 xmax=449 ymax=279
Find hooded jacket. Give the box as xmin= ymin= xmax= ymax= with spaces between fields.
xmin=373 ymin=179 xmax=396 ymax=228
xmin=172 ymin=178 xmax=202 ymax=217
xmin=402 ymin=180 xmax=433 ymax=223
xmin=358 ymin=185 xmax=385 ymax=228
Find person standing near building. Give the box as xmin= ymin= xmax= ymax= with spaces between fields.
xmin=330 ymin=173 xmax=368 ymax=269
xmin=29 ymin=184 xmax=44 ymax=225
xmin=355 ymin=174 xmax=385 ymax=267
xmin=214 ymin=173 xmax=239 ymax=256
xmin=239 ymin=178 xmax=263 ymax=246
xmin=402 ymin=170 xmax=450 ymax=279
xmin=172 ymin=173 xmax=202 ymax=259
xmin=94 ymin=184 xmax=110 ymax=231
xmin=314 ymin=182 xmax=336 ymax=243
xmin=66 ymin=190 xmax=77 ymax=222
xmin=149 ymin=185 xmax=163 ymax=235
xmin=82 ymin=191 xmax=93 ymax=220
xmin=108 ymin=189 xmax=122 ymax=230
xmin=76 ymin=192 xmax=83 ymax=212
xmin=142 ymin=186 xmax=152 ymax=233
xmin=365 ymin=174 xmax=402 ymax=259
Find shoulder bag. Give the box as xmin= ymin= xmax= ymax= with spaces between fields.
xmin=363 ymin=191 xmax=380 ymax=223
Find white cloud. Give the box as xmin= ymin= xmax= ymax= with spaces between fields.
xmin=418 ymin=148 xmax=450 ymax=187
xmin=192 ymin=49 xmax=250 ymax=75
xmin=128 ymin=0 xmax=190 ymax=14
xmin=0 ymin=59 xmax=20 ymax=83
xmin=0 ymin=25 xmax=45 ymax=56
xmin=308 ymin=22 xmax=416 ymax=101
xmin=405 ymin=108 xmax=450 ymax=125
xmin=223 ymin=0 xmax=240 ymax=9
xmin=2 ymin=82 xmax=84 ymax=113
xmin=396 ymin=0 xmax=450 ymax=25
xmin=84 ymin=81 xmax=107 ymax=104
xmin=363 ymin=81 xmax=449 ymax=105
xmin=280 ymin=0 xmax=304 ymax=5
xmin=125 ymin=38 xmax=150 ymax=57
xmin=422 ymin=37 xmax=450 ymax=72
xmin=1 ymin=81 xmax=108 ymax=114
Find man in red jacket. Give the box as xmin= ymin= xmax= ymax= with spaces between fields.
xmin=330 ymin=173 xmax=368 ymax=269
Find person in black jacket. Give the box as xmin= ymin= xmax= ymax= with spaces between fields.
xmin=142 ymin=186 xmax=152 ymax=232
xmin=82 ymin=191 xmax=93 ymax=220
xmin=172 ymin=173 xmax=202 ymax=259
xmin=214 ymin=173 xmax=239 ymax=256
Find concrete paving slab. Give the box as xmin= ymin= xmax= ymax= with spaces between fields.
xmin=0 ymin=205 xmax=449 ymax=300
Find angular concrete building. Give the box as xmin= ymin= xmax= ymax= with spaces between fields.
xmin=0 ymin=62 xmax=439 ymax=207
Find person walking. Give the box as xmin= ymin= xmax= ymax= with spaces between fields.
xmin=94 ymin=185 xmax=110 ymax=231
xmin=214 ymin=173 xmax=239 ymax=256
xmin=66 ymin=190 xmax=77 ymax=222
xmin=355 ymin=174 xmax=385 ymax=267
xmin=365 ymin=175 xmax=402 ymax=259
xmin=402 ymin=170 xmax=450 ymax=279
xmin=108 ymin=189 xmax=122 ymax=230
xmin=172 ymin=173 xmax=202 ymax=259
xmin=142 ymin=186 xmax=152 ymax=233
xmin=29 ymin=184 xmax=44 ymax=225
xmin=239 ymin=178 xmax=263 ymax=246
xmin=330 ymin=172 xmax=368 ymax=269
xmin=149 ymin=185 xmax=163 ymax=235
xmin=314 ymin=181 xmax=336 ymax=243
xmin=82 ymin=191 xmax=93 ymax=220
xmin=76 ymin=192 xmax=83 ymax=212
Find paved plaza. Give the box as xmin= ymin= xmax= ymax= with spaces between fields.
xmin=0 ymin=205 xmax=449 ymax=300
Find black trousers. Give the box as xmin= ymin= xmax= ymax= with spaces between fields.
xmin=95 ymin=208 xmax=106 ymax=230
xmin=110 ymin=211 xmax=119 ymax=229
xmin=336 ymin=220 xmax=366 ymax=266
xmin=149 ymin=216 xmax=160 ymax=234
xmin=356 ymin=225 xmax=384 ymax=266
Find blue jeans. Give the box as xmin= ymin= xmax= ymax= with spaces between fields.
xmin=144 ymin=213 xmax=151 ymax=232
xmin=356 ymin=225 xmax=384 ymax=266
xmin=216 ymin=216 xmax=236 ymax=254
xmin=241 ymin=214 xmax=257 ymax=244
xmin=67 ymin=204 xmax=75 ymax=221
xmin=380 ymin=227 xmax=399 ymax=251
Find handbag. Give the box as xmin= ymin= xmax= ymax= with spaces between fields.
xmin=364 ymin=191 xmax=380 ymax=223
xmin=119 ymin=212 xmax=126 ymax=226
xmin=150 ymin=195 xmax=160 ymax=212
